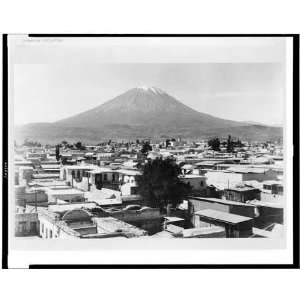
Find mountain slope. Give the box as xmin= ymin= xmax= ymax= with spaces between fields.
xmin=56 ymin=87 xmax=245 ymax=129
xmin=15 ymin=86 xmax=283 ymax=143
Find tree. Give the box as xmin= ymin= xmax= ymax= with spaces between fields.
xmin=74 ymin=141 xmax=86 ymax=150
xmin=136 ymin=158 xmax=191 ymax=214
xmin=208 ymin=138 xmax=220 ymax=151
xmin=55 ymin=144 xmax=60 ymax=161
xmin=23 ymin=139 xmax=41 ymax=147
xmin=235 ymin=139 xmax=244 ymax=148
xmin=141 ymin=141 xmax=152 ymax=155
xmin=226 ymin=135 xmax=234 ymax=153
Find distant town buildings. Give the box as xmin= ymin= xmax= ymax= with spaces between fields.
xmin=14 ymin=137 xmax=284 ymax=239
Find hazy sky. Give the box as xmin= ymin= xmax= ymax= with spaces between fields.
xmin=14 ymin=62 xmax=284 ymax=125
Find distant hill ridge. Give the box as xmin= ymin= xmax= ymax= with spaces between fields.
xmin=15 ymin=86 xmax=283 ymax=143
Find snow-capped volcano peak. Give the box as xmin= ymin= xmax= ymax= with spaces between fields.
xmin=137 ymin=86 xmax=165 ymax=95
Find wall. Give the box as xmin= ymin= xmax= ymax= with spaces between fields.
xmin=15 ymin=213 xmax=39 ymax=236
xmin=109 ymin=207 xmax=162 ymax=235
xmin=38 ymin=214 xmax=80 ymax=239
xmin=18 ymin=168 xmax=34 ymax=186
xmin=242 ymin=170 xmax=278 ymax=182
xmin=205 ymin=171 xmax=243 ymax=187
xmin=206 ymin=169 xmax=278 ymax=187
xmin=260 ymin=192 xmax=284 ymax=203
xmin=110 ymin=207 xmax=161 ymax=222
xmin=120 ymin=183 xmax=138 ymax=196
xmin=223 ymin=189 xmax=260 ymax=203
xmin=180 ymin=177 xmax=206 ymax=191
xmin=73 ymin=177 xmax=90 ymax=191
xmin=196 ymin=216 xmax=253 ymax=238
xmin=254 ymin=206 xmax=284 ymax=228
xmin=230 ymin=205 xmax=255 ymax=218
xmin=47 ymin=192 xmax=84 ymax=204
xmin=39 ymin=215 xmax=59 ymax=238
xmin=15 ymin=188 xmax=48 ymax=206
xmin=15 ymin=172 xmax=19 ymax=185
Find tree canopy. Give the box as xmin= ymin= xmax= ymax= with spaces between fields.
xmin=226 ymin=135 xmax=234 ymax=153
xmin=55 ymin=144 xmax=60 ymax=161
xmin=136 ymin=158 xmax=191 ymax=213
xmin=208 ymin=137 xmax=220 ymax=151
xmin=140 ymin=141 xmax=152 ymax=155
xmin=22 ymin=139 xmax=41 ymax=147
xmin=74 ymin=141 xmax=86 ymax=150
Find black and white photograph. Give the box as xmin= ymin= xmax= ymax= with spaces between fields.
xmin=3 ymin=34 xmax=298 ymax=267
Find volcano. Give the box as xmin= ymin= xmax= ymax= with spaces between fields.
xmin=15 ymin=86 xmax=283 ymax=143
xmin=57 ymin=86 xmax=245 ymax=129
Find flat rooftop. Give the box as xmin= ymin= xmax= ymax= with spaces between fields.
xmin=249 ymin=200 xmax=284 ymax=209
xmin=262 ymin=180 xmax=283 ymax=186
xmin=225 ymin=186 xmax=260 ymax=192
xmin=118 ymin=169 xmax=142 ymax=176
xmin=195 ymin=209 xmax=253 ymax=225
xmin=46 ymin=188 xmax=85 ymax=195
xmin=41 ymin=164 xmax=61 ymax=168
xmin=182 ymin=226 xmax=225 ymax=238
xmin=195 ymin=161 xmax=221 ymax=166
xmin=164 ymin=216 xmax=185 ymax=223
xmin=88 ymin=167 xmax=118 ymax=174
xmin=179 ymin=174 xmax=206 ymax=179
xmin=32 ymin=174 xmax=60 ymax=179
xmin=189 ymin=196 xmax=254 ymax=207
xmin=226 ymin=167 xmax=271 ymax=174
xmin=29 ymin=179 xmax=68 ymax=186
xmin=64 ymin=165 xmax=96 ymax=170
xmin=48 ymin=202 xmax=100 ymax=212
xmin=14 ymin=161 xmax=33 ymax=165
xmin=94 ymin=217 xmax=147 ymax=237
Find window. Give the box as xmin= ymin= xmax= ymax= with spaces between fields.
xmin=112 ymin=174 xmax=116 ymax=182
xmin=131 ymin=187 xmax=138 ymax=195
xmin=18 ymin=221 xmax=27 ymax=233
xmin=41 ymin=223 xmax=44 ymax=233
xmin=103 ymin=174 xmax=108 ymax=181
xmin=200 ymin=181 xmax=204 ymax=187
xmin=30 ymin=221 xmax=36 ymax=233
xmin=49 ymin=230 xmax=53 ymax=238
